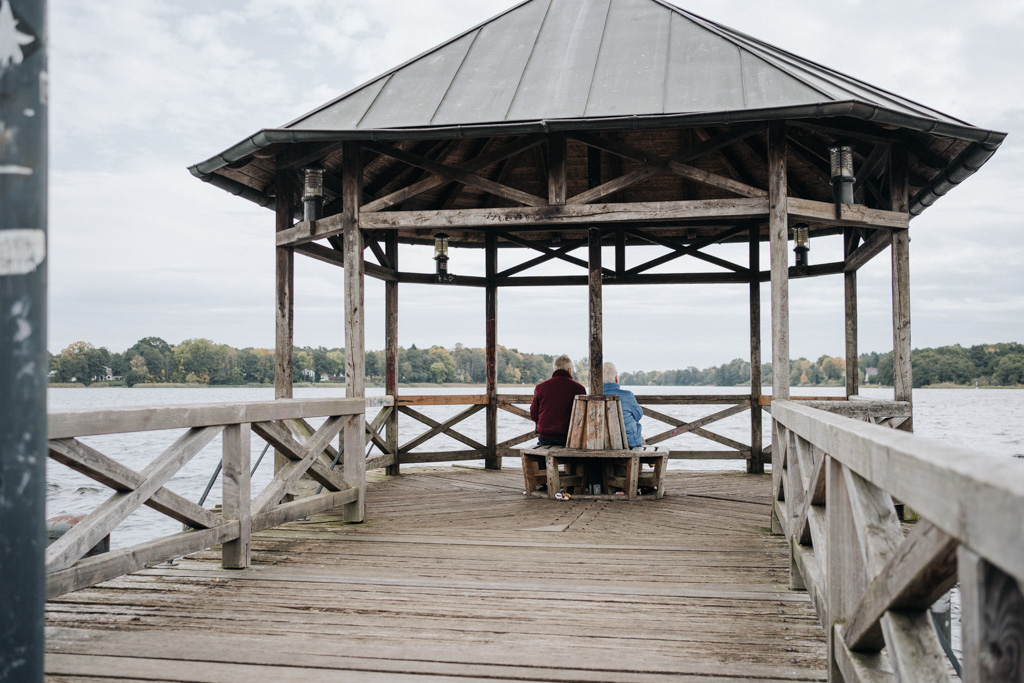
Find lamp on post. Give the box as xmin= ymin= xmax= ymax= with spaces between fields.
xmin=302 ymin=166 xmax=324 ymax=221
xmin=793 ymin=223 xmax=810 ymax=268
xmin=434 ymin=233 xmax=454 ymax=283
xmin=829 ymin=143 xmax=855 ymax=205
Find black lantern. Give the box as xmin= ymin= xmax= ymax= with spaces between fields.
xmin=434 ymin=233 xmax=454 ymax=282
xmin=828 ymin=143 xmax=855 ymax=205
xmin=302 ymin=166 xmax=324 ymax=221
xmin=793 ymin=223 xmax=810 ymax=267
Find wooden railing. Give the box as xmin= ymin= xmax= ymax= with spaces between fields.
xmin=46 ymin=397 xmax=391 ymax=597
xmin=771 ymin=399 xmax=1024 ymax=681
xmin=391 ymin=393 xmax=767 ymax=465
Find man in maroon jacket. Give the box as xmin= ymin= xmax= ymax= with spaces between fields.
xmin=530 ymin=354 xmax=587 ymax=446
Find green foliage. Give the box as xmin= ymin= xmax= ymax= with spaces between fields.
xmin=50 ymin=341 xmax=110 ymax=386
xmin=50 ymin=338 xmax=1024 ymax=388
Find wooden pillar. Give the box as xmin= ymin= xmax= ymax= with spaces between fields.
xmin=959 ymin=547 xmax=1024 ymax=683
xmin=748 ymin=226 xmax=763 ymax=474
xmin=615 ymin=228 xmax=626 ymax=277
xmin=274 ymin=170 xmax=295 ymax=474
xmin=845 ymin=229 xmax=859 ymax=398
xmin=890 ymin=143 xmax=913 ymax=431
xmin=342 ymin=141 xmax=366 ymax=523
xmin=221 ymin=423 xmax=251 ymax=569
xmin=588 ymin=146 xmax=603 ymax=395
xmin=484 ymin=231 xmax=499 ymax=470
xmin=768 ymin=122 xmax=790 ymax=530
xmin=385 ymin=231 xmax=399 ymax=476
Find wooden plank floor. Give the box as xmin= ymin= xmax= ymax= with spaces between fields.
xmin=46 ymin=468 xmax=827 ymax=682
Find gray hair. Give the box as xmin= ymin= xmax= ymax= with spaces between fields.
xmin=603 ymin=362 xmax=618 ymax=383
xmin=553 ymin=354 xmax=573 ymax=372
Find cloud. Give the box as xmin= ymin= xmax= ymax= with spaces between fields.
xmin=45 ymin=0 xmax=1023 ymax=370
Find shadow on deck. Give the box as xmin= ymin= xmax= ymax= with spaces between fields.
xmin=46 ymin=468 xmax=826 ymax=682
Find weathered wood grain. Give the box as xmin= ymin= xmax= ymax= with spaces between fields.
xmin=221 ymin=424 xmax=251 ymax=569
xmin=48 ymin=438 xmax=222 ymax=530
xmin=49 ymin=398 xmax=366 ymax=439
xmin=46 ymin=426 xmax=223 ymax=573
xmin=46 ymin=468 xmax=828 ymax=681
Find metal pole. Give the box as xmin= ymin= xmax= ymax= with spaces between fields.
xmin=1 ymin=0 xmax=48 ymax=679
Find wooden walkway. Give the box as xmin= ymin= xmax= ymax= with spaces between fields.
xmin=46 ymin=468 xmax=826 ymax=682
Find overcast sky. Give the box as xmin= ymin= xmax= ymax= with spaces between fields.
xmin=44 ymin=0 xmax=1023 ymax=371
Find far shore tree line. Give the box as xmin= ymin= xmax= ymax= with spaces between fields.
xmin=48 ymin=338 xmax=1024 ymax=389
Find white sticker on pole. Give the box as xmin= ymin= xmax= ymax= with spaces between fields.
xmin=0 ymin=229 xmax=45 ymax=275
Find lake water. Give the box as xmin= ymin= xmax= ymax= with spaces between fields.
xmin=46 ymin=385 xmax=1024 ymax=549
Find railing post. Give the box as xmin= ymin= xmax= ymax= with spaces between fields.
xmin=826 ymin=456 xmax=857 ymax=683
xmin=959 ymin=547 xmax=1024 ymax=682
xmin=0 ymin=1 xmax=47 ymax=677
xmin=221 ymin=423 xmax=251 ymax=569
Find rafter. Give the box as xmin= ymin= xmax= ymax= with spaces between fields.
xmin=361 ymin=135 xmax=543 ymax=213
xmin=363 ymin=140 xmax=547 ymax=209
xmin=625 ymin=224 xmax=751 ymax=275
xmin=569 ymin=127 xmax=767 ymax=200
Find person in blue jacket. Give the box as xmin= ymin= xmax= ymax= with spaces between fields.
xmin=602 ymin=362 xmax=643 ymax=448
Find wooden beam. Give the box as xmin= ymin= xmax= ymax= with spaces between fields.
xmin=890 ymin=143 xmax=912 ymax=430
xmin=485 ymin=231 xmax=499 ymax=470
xmin=220 ymin=423 xmax=251 ymax=569
xmin=844 ymin=229 xmax=892 ymax=273
xmin=398 ymin=405 xmax=486 ymax=454
xmin=788 ymin=198 xmax=909 ymax=230
xmin=749 ymin=226 xmax=763 ymax=474
xmin=48 ymin=398 xmax=371 ymax=439
xmin=250 ymin=420 xmax=350 ymax=493
xmin=569 ymin=129 xmax=767 ymax=199
xmin=363 ymin=140 xmax=547 ymax=208
xmin=275 ymin=171 xmax=295 ymax=472
xmin=250 ymin=416 xmax=347 ymax=514
xmin=397 ymin=406 xmax=486 ymax=453
xmin=547 ymin=133 xmax=566 ymax=206
xmin=385 ymin=231 xmax=399 ymax=476
xmin=625 ymin=225 xmax=750 ymax=275
xmin=47 ymin=439 xmax=223 ymax=530
xmin=293 ymin=242 xmax=398 ymax=282
xmin=959 ymin=547 xmax=1024 ymax=683
xmin=495 ymin=232 xmax=591 ymax=276
xmin=46 ymin=523 xmax=239 ymax=599
xmin=362 ymin=135 xmax=543 ymax=213
xmin=845 ymin=228 xmax=859 ymax=398
xmin=768 ymin=121 xmax=790 ymax=513
xmin=342 ymin=141 xmax=366 ymax=523
xmin=278 ymin=197 xmax=770 ymax=244
xmin=844 ymin=520 xmax=958 ymax=650
xmin=363 ymin=230 xmax=392 ymax=269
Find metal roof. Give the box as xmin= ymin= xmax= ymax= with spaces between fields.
xmin=286 ymin=0 xmax=973 ymax=132
xmin=190 ymin=0 xmax=1005 ymax=217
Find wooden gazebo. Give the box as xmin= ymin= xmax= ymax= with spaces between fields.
xmin=189 ymin=0 xmax=1004 ymax=482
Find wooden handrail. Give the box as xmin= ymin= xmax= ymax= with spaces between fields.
xmin=45 ymin=398 xmax=372 ymax=597
xmin=49 ymin=397 xmax=389 ymax=439
xmin=770 ymin=399 xmax=1024 ymax=679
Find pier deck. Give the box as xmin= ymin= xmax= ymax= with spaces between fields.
xmin=46 ymin=468 xmax=826 ymax=681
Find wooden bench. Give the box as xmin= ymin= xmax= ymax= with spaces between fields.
xmin=521 ymin=445 xmax=666 ymax=501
